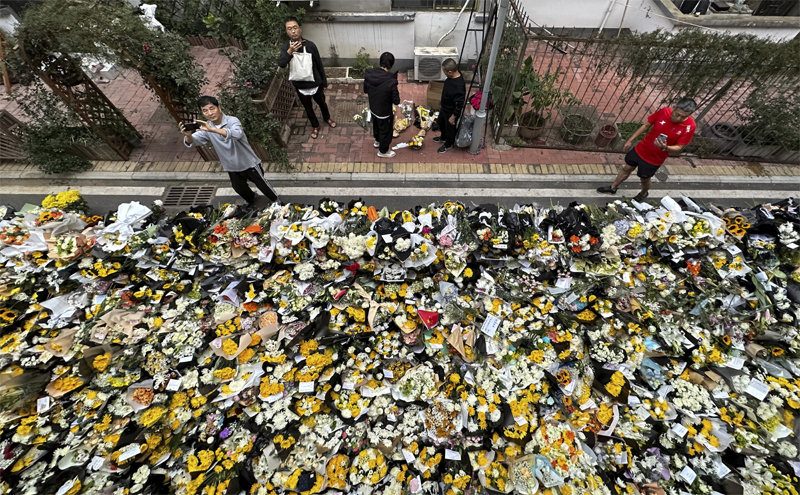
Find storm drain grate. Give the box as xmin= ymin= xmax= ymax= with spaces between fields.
xmin=162 ymin=186 xmax=216 ymax=207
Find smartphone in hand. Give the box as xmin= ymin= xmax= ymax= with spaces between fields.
xmin=183 ymin=122 xmax=201 ymax=132
xmin=657 ymin=133 xmax=667 ymax=144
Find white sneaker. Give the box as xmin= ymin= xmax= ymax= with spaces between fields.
xmin=377 ymin=150 xmax=396 ymax=158
xmin=373 ymin=140 xmax=380 ymax=148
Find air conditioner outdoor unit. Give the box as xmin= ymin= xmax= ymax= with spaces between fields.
xmin=414 ymin=47 xmax=458 ymax=81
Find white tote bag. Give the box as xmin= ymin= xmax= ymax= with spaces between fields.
xmin=289 ymin=47 xmax=315 ymax=82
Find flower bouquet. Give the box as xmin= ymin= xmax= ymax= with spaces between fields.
xmin=348 ymin=448 xmax=388 ymax=486
xmin=392 ymin=132 xmax=426 ymax=150
xmin=326 ymin=452 xmax=350 ymax=489
xmin=594 ymin=368 xmax=631 ymax=403
xmin=392 ymin=363 xmax=439 ymax=402
xmin=282 ymin=468 xmax=325 ymax=494
xmin=508 ymin=455 xmax=540 ymax=495
xmin=422 ymin=398 xmax=462 ymax=442
xmin=478 ymin=459 xmax=511 ymax=493
xmin=329 ymin=387 xmax=371 ymax=420
xmin=41 ymin=190 xmax=88 ymax=214
xmin=353 ymin=106 xmax=369 ymax=129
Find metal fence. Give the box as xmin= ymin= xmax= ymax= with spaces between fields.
xmin=392 ymin=0 xmax=477 ymax=9
xmin=0 ymin=110 xmax=25 ymax=161
xmin=488 ymin=0 xmax=800 ymax=164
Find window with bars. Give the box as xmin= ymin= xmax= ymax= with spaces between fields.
xmin=392 ymin=0 xmax=476 ymax=10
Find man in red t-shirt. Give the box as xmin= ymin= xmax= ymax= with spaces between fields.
xmin=597 ymin=98 xmax=697 ymax=202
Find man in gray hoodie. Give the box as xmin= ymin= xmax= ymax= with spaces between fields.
xmin=364 ymin=52 xmax=401 ymax=158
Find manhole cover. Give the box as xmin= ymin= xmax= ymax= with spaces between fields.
xmin=163 ymin=186 xmax=216 ymax=207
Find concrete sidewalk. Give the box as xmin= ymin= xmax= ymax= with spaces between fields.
xmin=2 ymin=154 xmax=797 ymax=213
xmin=2 ymin=156 xmax=799 ymax=180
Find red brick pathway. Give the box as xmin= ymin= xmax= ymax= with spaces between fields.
xmin=0 ymin=46 xmax=233 ymax=163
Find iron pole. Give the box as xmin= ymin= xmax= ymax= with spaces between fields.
xmin=469 ymin=0 xmax=510 ymax=155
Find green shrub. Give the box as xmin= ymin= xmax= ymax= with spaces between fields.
xmin=11 ymin=81 xmax=98 ymax=174
xmin=350 ymin=48 xmax=371 ymax=79
xmin=23 ymin=126 xmax=95 ymax=174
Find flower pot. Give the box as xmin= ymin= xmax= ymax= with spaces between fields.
xmin=498 ymin=119 xmax=520 ymax=138
xmin=517 ymin=111 xmax=547 ymax=141
xmin=594 ymin=124 xmax=617 ymax=148
xmin=560 ymin=114 xmax=593 ymax=145
xmin=700 ymin=122 xmax=739 ymax=155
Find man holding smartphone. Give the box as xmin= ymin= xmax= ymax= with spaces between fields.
xmin=277 ymin=16 xmax=335 ymax=140
xmin=597 ymin=98 xmax=697 ymax=202
xmin=180 ymin=95 xmax=279 ymax=209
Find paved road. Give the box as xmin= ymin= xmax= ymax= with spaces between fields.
xmin=2 ymin=171 xmax=798 ymax=215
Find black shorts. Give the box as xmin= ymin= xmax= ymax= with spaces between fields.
xmin=625 ymin=148 xmax=660 ymax=179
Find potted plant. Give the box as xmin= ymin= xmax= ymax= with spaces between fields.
xmin=505 ymin=56 xmax=579 ymax=141
xmin=560 ymin=112 xmax=594 ymax=145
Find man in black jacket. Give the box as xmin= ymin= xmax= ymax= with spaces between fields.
xmin=277 ymin=16 xmax=336 ymax=140
xmin=364 ymin=52 xmax=401 ymax=158
xmin=435 ymin=58 xmax=466 ymax=153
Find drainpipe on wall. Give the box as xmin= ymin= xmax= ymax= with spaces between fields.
xmin=617 ymin=0 xmax=631 ymax=38
xmin=469 ymin=0 xmax=510 ymax=155
xmin=437 ymin=0 xmax=473 ymax=47
xmin=598 ymin=0 xmax=617 ymax=33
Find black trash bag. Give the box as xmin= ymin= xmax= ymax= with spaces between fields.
xmin=455 ymin=114 xmax=475 ymax=148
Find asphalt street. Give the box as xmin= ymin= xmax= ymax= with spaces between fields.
xmin=2 ymin=171 xmax=798 ymax=215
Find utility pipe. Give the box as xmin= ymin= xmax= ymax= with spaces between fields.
xmin=598 ymin=0 xmax=617 ymax=34
xmin=617 ymin=0 xmax=631 ymax=38
xmin=469 ymin=0 xmax=510 ymax=155
xmin=437 ymin=0 xmax=473 ymax=47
